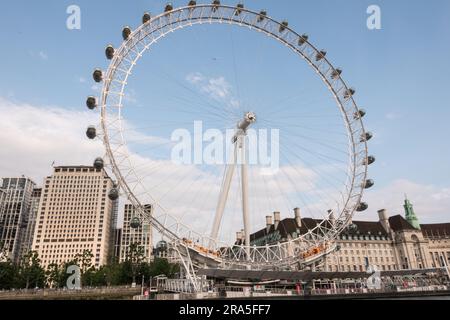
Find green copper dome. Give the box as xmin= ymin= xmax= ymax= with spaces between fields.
xmin=404 ymin=196 xmax=421 ymax=230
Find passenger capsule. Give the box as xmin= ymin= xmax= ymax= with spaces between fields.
xmin=165 ymin=3 xmax=173 ymax=12
xmin=122 ymin=26 xmax=132 ymax=40
xmin=142 ymin=12 xmax=151 ymax=24
xmin=105 ymin=45 xmax=115 ymax=60
xmin=235 ymin=3 xmax=244 ymax=15
xmin=364 ymin=156 xmax=376 ymax=165
xmin=331 ymin=68 xmax=342 ymax=79
xmin=360 ymin=132 xmax=373 ymax=142
xmin=86 ymin=126 xmax=97 ymax=140
xmin=343 ymin=88 xmax=356 ymax=99
xmin=356 ymin=202 xmax=368 ymax=212
xmin=298 ymin=34 xmax=309 ymax=45
xmin=364 ymin=179 xmax=375 ymax=189
xmin=108 ymin=188 xmax=119 ymax=201
xmin=354 ymin=109 xmax=366 ymax=119
xmin=257 ymin=10 xmax=267 ymax=22
xmin=188 ymin=0 xmax=196 ymax=6
xmin=315 ymin=50 xmax=327 ymax=62
xmin=93 ymin=157 xmax=104 ymax=170
xmin=212 ymin=0 xmax=220 ymax=12
xmin=130 ymin=217 xmax=142 ymax=229
xmin=279 ymin=21 xmax=288 ymax=33
xmin=93 ymin=69 xmax=103 ymax=83
xmin=86 ymin=96 xmax=97 ymax=110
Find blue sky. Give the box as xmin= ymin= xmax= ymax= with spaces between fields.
xmin=0 ymin=0 xmax=449 ymax=225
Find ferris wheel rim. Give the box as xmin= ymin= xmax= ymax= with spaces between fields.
xmin=95 ymin=3 xmax=369 ymax=266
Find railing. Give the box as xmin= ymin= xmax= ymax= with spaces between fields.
xmin=310 ymin=285 xmax=449 ymax=296
xmin=157 ymin=278 xmax=215 ymax=294
xmin=0 ymin=285 xmax=141 ymax=300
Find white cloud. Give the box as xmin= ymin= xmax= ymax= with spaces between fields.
xmin=78 ymin=77 xmax=86 ymax=83
xmin=186 ymin=72 xmax=204 ymax=84
xmin=203 ymin=77 xmax=231 ymax=99
xmin=385 ymin=112 xmax=400 ymax=120
xmin=186 ymin=72 xmax=238 ymax=107
xmin=91 ymin=84 xmax=101 ymax=92
xmin=363 ymin=179 xmax=450 ymax=224
xmin=0 ymin=97 xmax=102 ymax=184
xmin=432 ymin=188 xmax=450 ymax=201
xmin=124 ymin=88 xmax=138 ymax=104
xmin=29 ymin=51 xmax=49 ymax=61
xmin=39 ymin=51 xmax=48 ymax=60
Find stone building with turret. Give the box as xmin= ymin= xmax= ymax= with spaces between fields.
xmin=246 ymin=198 xmax=450 ymax=272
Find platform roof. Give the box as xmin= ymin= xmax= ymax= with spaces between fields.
xmin=197 ymin=268 xmax=441 ymax=281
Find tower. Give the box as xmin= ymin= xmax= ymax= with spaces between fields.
xmin=404 ymin=196 xmax=420 ymax=230
xmin=0 ymin=177 xmax=36 ymax=263
xmin=120 ymin=204 xmax=152 ymax=263
xmin=32 ymin=166 xmax=117 ymax=269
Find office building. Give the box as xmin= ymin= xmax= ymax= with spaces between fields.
xmin=246 ymin=198 xmax=450 ymax=272
xmin=120 ymin=204 xmax=152 ymax=263
xmin=0 ymin=177 xmax=36 ymax=263
xmin=32 ymin=166 xmax=117 ymax=269
xmin=18 ymin=188 xmax=42 ymax=259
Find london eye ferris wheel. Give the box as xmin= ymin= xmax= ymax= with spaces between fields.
xmin=84 ymin=1 xmax=375 ymax=275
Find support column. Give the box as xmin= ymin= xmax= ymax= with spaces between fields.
xmin=240 ymin=136 xmax=251 ymax=260
xmin=209 ymin=144 xmax=238 ymax=248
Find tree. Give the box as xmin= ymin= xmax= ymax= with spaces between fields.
xmin=74 ymin=249 xmax=94 ymax=275
xmin=45 ymin=263 xmax=62 ymax=288
xmin=88 ymin=266 xmax=109 ymax=287
xmin=117 ymin=260 xmax=133 ymax=285
xmin=150 ymin=258 xmax=179 ymax=278
xmin=74 ymin=250 xmax=94 ymax=287
xmin=18 ymin=251 xmax=45 ymax=289
xmin=125 ymin=242 xmax=145 ymax=284
xmin=103 ymin=263 xmax=123 ymax=286
xmin=0 ymin=246 xmax=183 ymax=290
xmin=0 ymin=259 xmax=17 ymax=290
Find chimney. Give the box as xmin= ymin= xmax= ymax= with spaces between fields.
xmin=378 ymin=209 xmax=390 ymax=233
xmin=266 ymin=215 xmax=273 ymax=232
xmin=294 ymin=208 xmax=302 ymax=228
xmin=273 ymin=212 xmax=281 ymax=229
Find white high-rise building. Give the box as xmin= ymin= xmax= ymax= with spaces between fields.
xmin=32 ymin=166 xmax=117 ymax=269
xmin=120 ymin=204 xmax=152 ymax=263
xmin=0 ymin=177 xmax=36 ymax=263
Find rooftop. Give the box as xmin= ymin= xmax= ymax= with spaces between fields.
xmin=388 ymin=215 xmax=417 ymax=232
xmin=245 ymin=212 xmax=450 ymax=246
xmin=198 ymin=268 xmax=442 ymax=281
xmin=421 ymin=223 xmax=450 ymax=239
xmin=52 ymin=165 xmax=113 ymax=181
